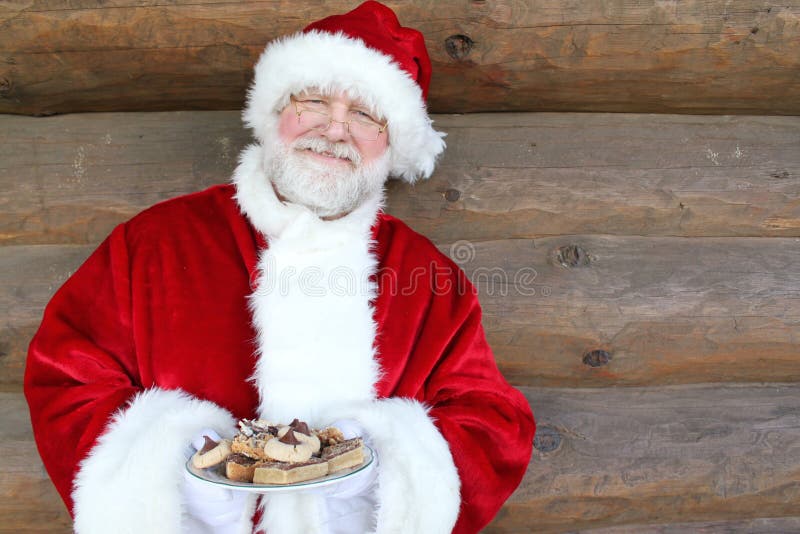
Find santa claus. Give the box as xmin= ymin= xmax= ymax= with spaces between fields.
xmin=24 ymin=2 xmax=535 ymax=533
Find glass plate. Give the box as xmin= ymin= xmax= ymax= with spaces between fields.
xmin=185 ymin=445 xmax=374 ymax=493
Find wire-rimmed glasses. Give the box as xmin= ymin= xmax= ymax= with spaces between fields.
xmin=291 ymin=96 xmax=388 ymax=141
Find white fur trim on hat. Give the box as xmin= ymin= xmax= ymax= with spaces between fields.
xmin=243 ymin=30 xmax=446 ymax=182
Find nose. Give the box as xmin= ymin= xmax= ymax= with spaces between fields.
xmin=321 ymin=118 xmax=350 ymax=142
xmin=319 ymin=103 xmax=351 ymax=142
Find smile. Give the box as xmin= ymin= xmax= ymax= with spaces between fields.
xmin=302 ymin=148 xmax=353 ymax=165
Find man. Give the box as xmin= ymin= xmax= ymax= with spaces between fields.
xmin=24 ymin=2 xmax=535 ymax=533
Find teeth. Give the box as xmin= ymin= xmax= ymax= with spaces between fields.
xmin=313 ymin=149 xmax=346 ymax=160
xmin=300 ymin=147 xmax=351 ymax=162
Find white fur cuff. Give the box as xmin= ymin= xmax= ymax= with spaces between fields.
xmin=328 ymin=398 xmax=461 ymax=534
xmin=72 ymin=388 xmax=238 ymax=534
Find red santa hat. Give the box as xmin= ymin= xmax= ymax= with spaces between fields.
xmin=243 ymin=1 xmax=445 ymax=182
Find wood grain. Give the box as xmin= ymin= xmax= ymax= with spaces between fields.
xmin=2 ymin=112 xmax=798 ymax=246
xmin=0 ymin=245 xmax=92 ymax=387
xmin=4 ymin=234 xmax=799 ymax=388
xmin=485 ymin=384 xmax=800 ymax=533
xmin=5 ymin=385 xmax=800 ymax=533
xmin=389 ymin=113 xmax=800 ymax=243
xmin=0 ymin=392 xmax=71 ymax=532
xmin=1 ymin=1 xmax=799 ymax=115
xmin=576 ymin=517 xmax=800 ymax=533
xmin=464 ymin=235 xmax=800 ymax=387
xmin=0 ymin=111 xmax=245 ymax=245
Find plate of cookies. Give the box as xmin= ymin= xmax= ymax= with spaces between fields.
xmin=185 ymin=418 xmax=374 ymax=493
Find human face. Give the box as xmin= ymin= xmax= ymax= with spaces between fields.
xmin=264 ymin=90 xmax=392 ymax=218
xmin=277 ymin=90 xmax=389 ymax=167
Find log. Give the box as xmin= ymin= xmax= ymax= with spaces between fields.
xmin=2 ymin=112 xmax=799 ymax=246
xmin=466 ymin=235 xmax=800 ymax=387
xmin=389 ymin=113 xmax=800 ymax=243
xmin=3 ymin=234 xmax=800 ymax=388
xmin=1 ymin=1 xmax=799 ymax=115
xmin=0 ymin=245 xmax=92 ymax=388
xmin=577 ymin=517 xmax=800 ymax=533
xmin=4 ymin=384 xmax=800 ymax=533
xmin=0 ymin=392 xmax=72 ymax=532
xmin=0 ymin=111 xmax=245 ymax=245
xmin=485 ymin=384 xmax=800 ymax=533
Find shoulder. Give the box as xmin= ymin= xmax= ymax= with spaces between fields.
xmin=129 ymin=184 xmax=238 ymax=226
xmin=123 ymin=184 xmax=243 ymax=243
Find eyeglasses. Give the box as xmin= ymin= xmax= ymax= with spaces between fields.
xmin=291 ymin=96 xmax=388 ymax=142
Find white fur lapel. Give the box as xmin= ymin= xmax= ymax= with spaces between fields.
xmin=232 ymin=144 xmax=383 ymax=426
xmin=233 ymin=146 xmax=460 ymax=534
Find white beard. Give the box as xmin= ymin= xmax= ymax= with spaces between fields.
xmin=264 ymin=134 xmax=391 ymax=218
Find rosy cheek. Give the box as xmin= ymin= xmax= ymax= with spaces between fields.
xmin=277 ymin=108 xmax=302 ymax=143
xmin=360 ymin=137 xmax=389 ymax=163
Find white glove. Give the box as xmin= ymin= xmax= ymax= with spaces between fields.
xmin=317 ymin=419 xmax=378 ymax=498
xmin=181 ymin=429 xmax=252 ymax=534
xmin=315 ymin=420 xmax=379 ymax=533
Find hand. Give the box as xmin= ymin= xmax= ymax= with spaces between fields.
xmin=181 ymin=429 xmax=252 ymax=534
xmin=315 ymin=420 xmax=379 ymax=533
xmin=317 ymin=419 xmax=378 ymax=498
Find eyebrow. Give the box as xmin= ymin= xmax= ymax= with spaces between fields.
xmin=293 ymin=92 xmax=384 ymax=123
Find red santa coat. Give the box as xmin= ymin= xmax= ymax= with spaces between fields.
xmin=25 ymin=148 xmax=534 ymax=534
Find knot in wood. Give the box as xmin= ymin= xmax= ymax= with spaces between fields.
xmin=556 ymin=244 xmax=590 ymax=268
xmin=445 ymin=35 xmax=474 ymax=61
xmin=583 ymin=349 xmax=612 ymax=367
xmin=0 ymin=77 xmax=12 ymax=97
xmin=533 ymin=426 xmax=562 ymax=453
xmin=444 ymin=188 xmax=461 ymax=202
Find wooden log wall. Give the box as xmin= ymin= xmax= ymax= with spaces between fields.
xmin=3 ymin=0 xmax=800 ymax=531
xmin=1 ymin=1 xmax=799 ymax=116
xmin=2 ymin=111 xmax=799 ymax=532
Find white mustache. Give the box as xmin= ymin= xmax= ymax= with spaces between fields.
xmin=292 ymin=137 xmax=362 ymax=165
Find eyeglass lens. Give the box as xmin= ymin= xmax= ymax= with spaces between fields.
xmin=296 ymin=107 xmax=383 ymax=141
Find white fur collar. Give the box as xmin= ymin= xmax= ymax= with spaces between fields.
xmin=232 ymin=144 xmax=383 ymax=425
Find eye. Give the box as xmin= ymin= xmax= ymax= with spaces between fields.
xmin=352 ymin=109 xmax=377 ymax=122
xmin=297 ymin=98 xmax=329 ymax=112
